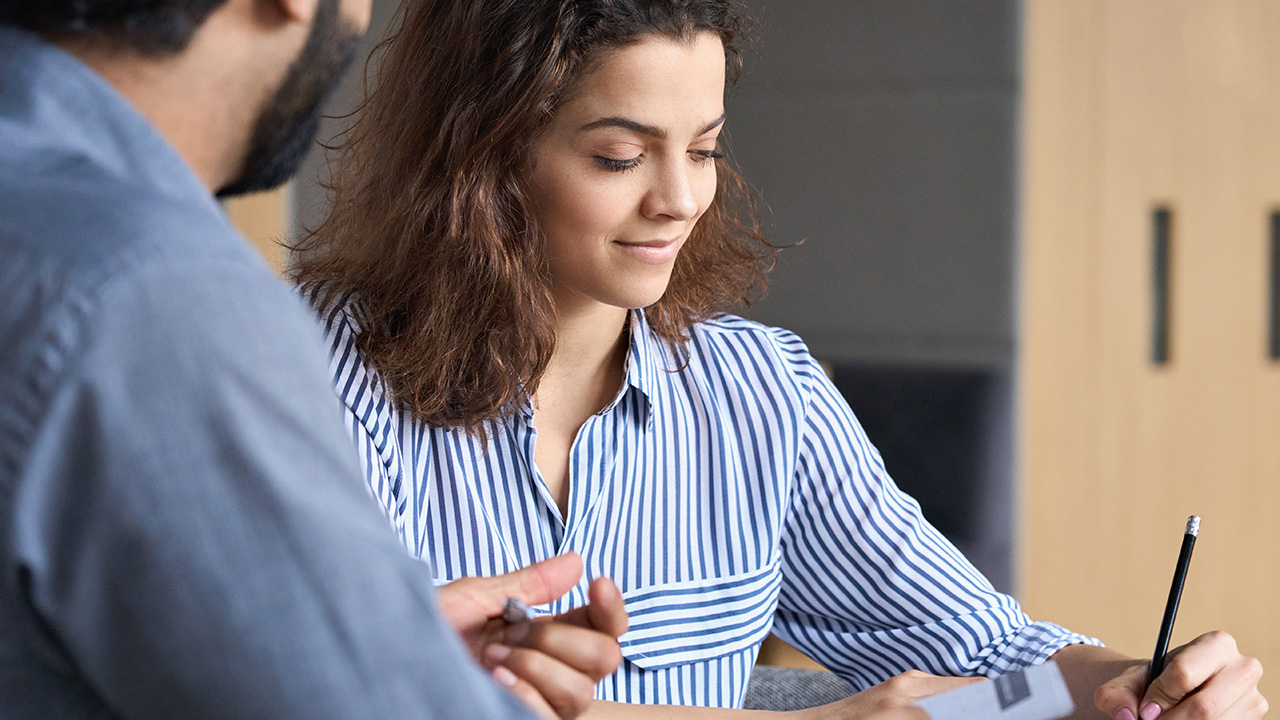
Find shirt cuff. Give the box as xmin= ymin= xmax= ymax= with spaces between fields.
xmin=982 ymin=621 xmax=1104 ymax=677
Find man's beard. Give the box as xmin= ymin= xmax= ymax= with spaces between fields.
xmin=217 ymin=0 xmax=358 ymax=197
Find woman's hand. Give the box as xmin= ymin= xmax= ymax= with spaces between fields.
xmin=434 ymin=552 xmax=628 ymax=720
xmin=795 ymin=670 xmax=985 ymax=720
xmin=1093 ymin=631 xmax=1265 ymax=720
xmin=868 ymin=710 xmax=931 ymax=720
xmin=835 ymin=708 xmax=932 ymax=720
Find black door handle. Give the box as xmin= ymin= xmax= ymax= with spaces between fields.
xmin=1269 ymin=211 xmax=1279 ymax=361
xmin=1152 ymin=207 xmax=1173 ymax=366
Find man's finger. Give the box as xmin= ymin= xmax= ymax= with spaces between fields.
xmin=499 ymin=553 xmax=585 ymax=607
xmin=586 ymin=577 xmax=628 ymax=637
xmin=450 ymin=553 xmax=585 ymax=620
xmin=554 ymin=577 xmax=628 ymax=637
xmin=508 ymin=621 xmax=622 ymax=680
xmin=492 ymin=646 xmax=597 ymax=720
xmin=490 ymin=665 xmax=558 ymax=720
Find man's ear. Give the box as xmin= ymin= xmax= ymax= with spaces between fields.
xmin=266 ymin=0 xmax=320 ymax=25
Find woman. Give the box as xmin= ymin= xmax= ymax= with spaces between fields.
xmin=294 ymin=1 xmax=1265 ymax=718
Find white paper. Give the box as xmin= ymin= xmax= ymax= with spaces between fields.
xmin=914 ymin=661 xmax=1075 ymax=720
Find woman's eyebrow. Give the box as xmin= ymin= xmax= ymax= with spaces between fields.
xmin=578 ymin=114 xmax=726 ymax=138
xmin=697 ymin=114 xmax=727 ymax=135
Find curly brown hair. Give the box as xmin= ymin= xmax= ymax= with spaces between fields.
xmin=293 ymin=0 xmax=776 ymax=432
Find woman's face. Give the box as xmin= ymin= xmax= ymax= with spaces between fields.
xmin=528 ymin=32 xmax=726 ymax=315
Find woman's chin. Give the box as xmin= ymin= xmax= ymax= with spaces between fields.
xmin=621 ymin=288 xmax=671 ymax=312
xmin=591 ymin=278 xmax=673 ymax=312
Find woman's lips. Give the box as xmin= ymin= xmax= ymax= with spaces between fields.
xmin=614 ymin=238 xmax=681 ymax=264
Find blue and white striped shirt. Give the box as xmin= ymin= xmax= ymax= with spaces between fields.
xmin=320 ymin=304 xmax=1098 ymax=708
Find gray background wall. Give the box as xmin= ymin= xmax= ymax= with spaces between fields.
xmin=294 ymin=0 xmax=402 ymax=235
xmin=729 ymin=0 xmax=1019 ymax=369
xmin=725 ymin=1 xmax=1020 ymax=590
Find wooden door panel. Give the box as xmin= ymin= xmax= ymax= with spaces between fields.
xmin=1022 ymin=1 xmax=1280 ymax=688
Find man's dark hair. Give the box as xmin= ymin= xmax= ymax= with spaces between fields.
xmin=0 ymin=0 xmax=230 ymax=54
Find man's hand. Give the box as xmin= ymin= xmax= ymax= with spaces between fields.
xmin=434 ymin=552 xmax=628 ymax=720
xmin=1093 ymin=631 xmax=1265 ymax=720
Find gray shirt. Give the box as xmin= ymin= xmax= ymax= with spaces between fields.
xmin=0 ymin=27 xmax=531 ymax=720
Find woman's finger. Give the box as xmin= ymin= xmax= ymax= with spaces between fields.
xmin=1160 ymin=652 xmax=1265 ymax=720
xmin=1143 ymin=632 xmax=1239 ymax=717
xmin=1094 ymin=662 xmax=1148 ymax=720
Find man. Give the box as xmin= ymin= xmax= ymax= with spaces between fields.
xmin=0 ymin=0 xmax=629 ymax=717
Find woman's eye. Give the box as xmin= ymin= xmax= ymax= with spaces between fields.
xmin=691 ymin=149 xmax=725 ymax=165
xmin=595 ymin=155 xmax=643 ymax=172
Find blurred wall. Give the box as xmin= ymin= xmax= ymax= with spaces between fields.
xmin=293 ymin=0 xmax=403 ymax=237
xmin=732 ymin=0 xmax=1019 ymax=369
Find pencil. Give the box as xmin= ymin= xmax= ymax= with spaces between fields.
xmin=502 ymin=597 xmax=532 ymax=625
xmin=1147 ymin=515 xmax=1200 ymax=686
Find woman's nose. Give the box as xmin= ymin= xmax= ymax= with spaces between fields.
xmin=641 ymin=160 xmax=699 ymax=221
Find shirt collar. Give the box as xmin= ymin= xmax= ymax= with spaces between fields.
xmin=621 ymin=309 xmax=659 ymax=427
xmin=0 ymin=27 xmax=220 ymax=222
xmin=516 ymin=309 xmax=660 ymax=425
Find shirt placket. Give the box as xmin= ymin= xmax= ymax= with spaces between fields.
xmin=511 ymin=413 xmax=568 ymax=556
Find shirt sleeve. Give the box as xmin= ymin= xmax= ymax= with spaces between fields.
xmin=769 ymin=347 xmax=1100 ymax=689
xmin=12 ymin=256 xmax=533 ymax=720
xmin=319 ymin=302 xmax=409 ymax=542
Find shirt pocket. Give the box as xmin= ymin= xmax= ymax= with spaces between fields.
xmin=618 ymin=562 xmax=783 ymax=671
